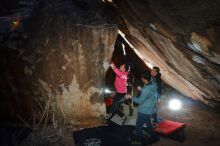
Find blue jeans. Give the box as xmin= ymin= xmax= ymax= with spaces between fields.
xmin=135 ymin=112 xmax=156 ymax=142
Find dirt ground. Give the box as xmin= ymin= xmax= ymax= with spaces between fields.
xmin=103 ymin=87 xmax=220 ymax=146
xmin=151 ymin=87 xmax=220 ymax=146
xmin=19 ymin=87 xmax=220 ymax=146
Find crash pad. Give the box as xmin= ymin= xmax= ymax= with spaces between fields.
xmin=73 ymin=122 xmax=160 ymax=146
xmin=154 ymin=120 xmax=185 ymax=135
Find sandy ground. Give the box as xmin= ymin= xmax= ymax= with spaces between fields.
xmin=147 ymin=88 xmax=220 ymax=146
xmin=19 ymin=87 xmax=220 ymax=146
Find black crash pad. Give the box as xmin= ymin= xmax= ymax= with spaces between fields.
xmin=73 ymin=120 xmax=186 ymax=146
xmin=73 ymin=122 xmax=160 ymax=146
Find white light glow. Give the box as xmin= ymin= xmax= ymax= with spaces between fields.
xmin=169 ymin=99 xmax=182 ymax=111
xmin=122 ymin=43 xmax=126 ymax=55
xmin=145 ymin=62 xmax=153 ymax=69
xmin=118 ymin=30 xmax=136 ymax=50
xmin=104 ymin=89 xmax=111 ymax=94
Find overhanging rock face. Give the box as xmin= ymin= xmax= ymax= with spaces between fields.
xmin=109 ymin=0 xmax=220 ymax=106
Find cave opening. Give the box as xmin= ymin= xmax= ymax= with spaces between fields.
xmin=104 ymin=34 xmax=151 ymax=94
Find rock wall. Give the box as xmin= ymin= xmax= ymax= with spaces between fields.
xmin=0 ymin=0 xmax=118 ymax=126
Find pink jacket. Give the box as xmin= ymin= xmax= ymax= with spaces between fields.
xmin=113 ymin=67 xmax=129 ymax=93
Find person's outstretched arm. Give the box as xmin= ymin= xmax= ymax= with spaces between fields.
xmin=132 ymin=87 xmax=149 ymax=104
xmin=110 ymin=63 xmax=124 ymax=77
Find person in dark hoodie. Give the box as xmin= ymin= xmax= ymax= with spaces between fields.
xmin=151 ymin=66 xmax=163 ymax=127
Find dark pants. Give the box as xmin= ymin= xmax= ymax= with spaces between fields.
xmin=152 ymin=102 xmax=159 ymax=123
xmin=109 ymin=93 xmax=125 ymax=118
xmin=135 ymin=112 xmax=157 ymax=143
xmin=152 ymin=112 xmax=158 ymax=123
xmin=124 ymin=99 xmax=134 ymax=116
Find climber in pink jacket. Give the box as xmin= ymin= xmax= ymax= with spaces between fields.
xmin=113 ymin=64 xmax=129 ymax=93
xmin=105 ymin=62 xmax=129 ymax=125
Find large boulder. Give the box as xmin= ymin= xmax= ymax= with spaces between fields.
xmin=108 ymin=0 xmax=220 ymax=106
xmin=0 ymin=0 xmax=118 ymax=126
